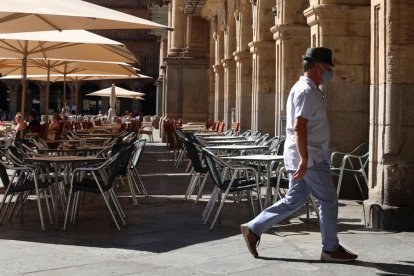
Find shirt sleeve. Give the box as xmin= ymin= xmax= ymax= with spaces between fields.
xmin=293 ymin=89 xmax=315 ymax=120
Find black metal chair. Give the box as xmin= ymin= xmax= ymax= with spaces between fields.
xmin=0 ymin=157 xmax=52 ymax=230
xmin=183 ymin=139 xmax=209 ymax=204
xmin=64 ymin=145 xmax=133 ymax=230
xmin=201 ymin=148 xmax=262 ymax=230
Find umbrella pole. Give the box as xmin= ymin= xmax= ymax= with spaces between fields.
xmin=45 ymin=61 xmax=50 ymax=116
xmin=20 ymin=45 xmax=28 ymax=139
xmin=63 ymin=71 xmax=67 ymax=112
xmin=75 ymin=79 xmax=79 ymax=122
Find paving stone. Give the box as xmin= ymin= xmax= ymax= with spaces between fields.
xmin=0 ymin=134 xmax=412 ymax=275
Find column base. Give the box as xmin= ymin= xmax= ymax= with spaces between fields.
xmin=363 ymin=200 xmax=414 ymax=231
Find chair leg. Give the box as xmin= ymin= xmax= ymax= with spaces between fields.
xmin=202 ymin=187 xmax=218 ymax=223
xmin=127 ymin=171 xmax=138 ymax=206
xmin=34 ymin=188 xmax=45 ymax=231
xmin=0 ymin=192 xmax=13 ymax=224
xmin=209 ymin=190 xmax=230 ymax=231
xmin=195 ymin=173 xmax=209 ymax=204
xmin=185 ymin=171 xmax=196 ymax=200
xmin=109 ymin=189 xmax=126 ymax=226
xmin=64 ymin=187 xmax=74 ymax=231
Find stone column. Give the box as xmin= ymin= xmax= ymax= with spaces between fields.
xmin=213 ymin=27 xmax=225 ymax=121
xmin=223 ymin=18 xmax=237 ymax=130
xmin=272 ymin=0 xmax=310 ymax=136
xmin=234 ymin=0 xmax=253 ymax=131
xmin=304 ymin=1 xmax=370 ymax=153
xmin=249 ymin=40 xmax=276 ymax=134
xmin=250 ymin=1 xmax=276 ymax=135
xmin=223 ymin=58 xmax=236 ymax=129
xmin=168 ymin=0 xmax=186 ymax=56
xmin=213 ymin=64 xmax=224 ymax=121
xmin=364 ymin=0 xmax=414 ymax=230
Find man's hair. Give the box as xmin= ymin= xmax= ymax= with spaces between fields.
xmin=303 ymin=60 xmax=316 ymax=72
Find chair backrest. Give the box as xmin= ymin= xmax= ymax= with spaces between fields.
xmin=217 ymin=122 xmax=225 ymax=132
xmin=39 ymin=123 xmax=49 ymax=140
xmin=110 ymin=143 xmax=134 ymax=178
xmin=184 ymin=140 xmax=205 ymax=173
xmin=201 ymin=148 xmax=226 ymax=191
xmin=130 ymin=139 xmax=146 ymax=168
xmin=254 ymin=133 xmax=269 ymax=146
xmin=0 ymin=161 xmax=10 ymax=189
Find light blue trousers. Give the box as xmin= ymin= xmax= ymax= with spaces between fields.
xmin=247 ymin=161 xmax=339 ymax=252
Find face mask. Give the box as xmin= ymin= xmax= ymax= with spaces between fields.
xmin=321 ymin=70 xmax=333 ymax=84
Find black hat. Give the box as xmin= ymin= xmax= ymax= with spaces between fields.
xmin=303 ymin=47 xmax=334 ymax=67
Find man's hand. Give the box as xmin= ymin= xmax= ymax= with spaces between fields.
xmin=292 ymin=160 xmax=307 ymax=181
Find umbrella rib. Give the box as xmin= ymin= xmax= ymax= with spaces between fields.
xmin=0 ymin=13 xmax=29 ymax=24
xmin=102 ymin=44 xmax=137 ymax=63
xmin=0 ymin=40 xmax=24 ymax=54
xmin=34 ymin=14 xmax=62 ymax=32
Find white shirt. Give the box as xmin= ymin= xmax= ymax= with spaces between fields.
xmin=283 ymin=76 xmax=331 ymax=170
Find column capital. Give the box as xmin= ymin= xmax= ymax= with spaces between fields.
xmin=270 ymin=24 xmax=310 ymax=40
xmin=248 ymin=40 xmax=274 ymax=54
xmin=213 ymin=63 xmax=223 ymax=73
xmin=233 ymin=50 xmax=251 ymax=62
xmin=304 ymin=4 xmax=370 ymax=27
xmin=221 ymin=58 xmax=236 ymax=68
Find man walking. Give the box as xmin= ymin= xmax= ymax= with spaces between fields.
xmin=240 ymin=47 xmax=358 ymax=262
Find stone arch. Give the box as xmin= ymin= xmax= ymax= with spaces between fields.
xmin=49 ymin=82 xmax=71 ymax=113
xmin=141 ymin=83 xmax=156 ymax=116
xmin=115 ymin=82 xmax=133 ymax=115
xmin=17 ymin=81 xmax=41 ymax=114
xmin=0 ymin=81 xmax=10 ymax=119
xmin=80 ymin=82 xmax=102 ymax=115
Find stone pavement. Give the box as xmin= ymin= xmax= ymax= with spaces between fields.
xmin=0 ymin=138 xmax=413 ymax=275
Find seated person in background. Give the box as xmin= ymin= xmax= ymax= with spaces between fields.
xmin=14 ymin=112 xmax=27 ymax=138
xmin=49 ymin=114 xmax=61 ymax=132
xmin=47 ymin=114 xmax=61 ymax=140
xmin=25 ymin=110 xmax=41 ymax=135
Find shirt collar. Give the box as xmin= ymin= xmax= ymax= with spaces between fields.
xmin=299 ymin=75 xmax=325 ymax=99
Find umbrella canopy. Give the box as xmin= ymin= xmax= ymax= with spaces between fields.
xmin=0 ymin=59 xmax=138 ymax=76
xmin=0 ymin=73 xmax=147 ymax=82
xmin=0 ymin=30 xmax=137 ymax=137
xmin=0 ymin=0 xmax=171 ymax=33
xmin=86 ymin=85 xmax=146 ymax=98
xmin=0 ymin=30 xmax=136 ymax=62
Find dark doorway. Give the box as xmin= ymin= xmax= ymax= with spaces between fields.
xmin=141 ymin=83 xmax=156 ymax=115
xmin=0 ymin=82 xmax=10 ymax=120
xmin=80 ymin=82 xmax=101 ymax=115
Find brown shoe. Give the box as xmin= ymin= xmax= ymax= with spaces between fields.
xmin=321 ymin=245 xmax=358 ymax=262
xmin=240 ymin=224 xmax=260 ymax=258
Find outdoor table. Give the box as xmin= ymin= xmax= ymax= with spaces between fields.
xmin=205 ymin=145 xmax=269 ymax=154
xmin=24 ymin=155 xmax=106 ymax=230
xmin=202 ymin=135 xmax=245 ymax=140
xmin=76 ymin=133 xmax=118 ymax=138
xmin=194 ymin=132 xmax=225 ymax=137
xmin=204 ymin=140 xmax=255 ymax=146
xmin=91 ymin=124 xmax=121 ymax=133
xmin=37 ymin=146 xmax=106 ymax=156
xmin=222 ymin=154 xmax=284 ymax=207
xmin=54 ymin=137 xmax=109 ymax=145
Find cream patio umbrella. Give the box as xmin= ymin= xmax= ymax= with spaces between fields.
xmin=0 ymin=0 xmax=171 ymax=33
xmin=86 ymin=85 xmax=146 ymax=122
xmin=85 ymin=85 xmax=146 ymax=98
xmin=0 ymin=30 xmax=137 ymax=137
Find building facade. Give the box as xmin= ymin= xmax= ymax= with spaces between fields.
xmin=157 ymin=0 xmax=414 ymax=230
